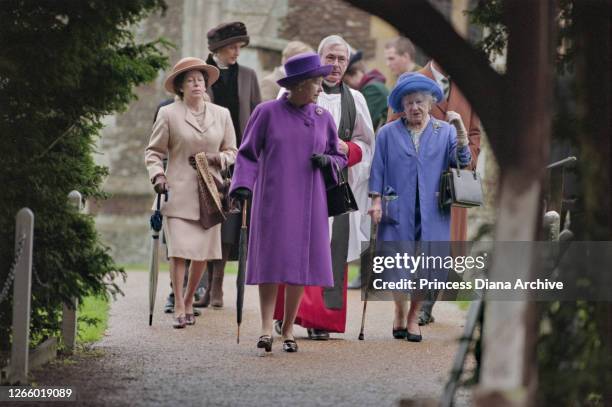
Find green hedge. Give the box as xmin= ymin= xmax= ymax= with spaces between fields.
xmin=0 ymin=0 xmax=169 ymax=350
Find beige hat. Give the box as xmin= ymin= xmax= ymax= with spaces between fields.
xmin=163 ymin=57 xmax=220 ymax=94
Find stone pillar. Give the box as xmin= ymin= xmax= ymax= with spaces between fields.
xmin=182 ymin=0 xmax=223 ymax=58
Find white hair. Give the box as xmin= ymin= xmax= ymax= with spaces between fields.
xmin=317 ymin=35 xmax=351 ymax=58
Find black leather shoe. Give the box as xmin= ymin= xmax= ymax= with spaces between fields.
xmin=406 ymin=327 xmax=423 ymax=342
xmin=257 ymin=335 xmax=273 ymax=353
xmin=348 ymin=275 xmax=362 ymax=289
xmin=282 ymin=339 xmax=298 ymax=353
xmin=193 ymin=287 xmax=209 ymax=308
xmin=274 ymin=320 xmax=283 ymax=336
xmin=307 ymin=328 xmax=330 ymax=340
xmin=392 ymin=327 xmax=408 ymax=339
xmin=163 ymin=293 xmax=174 ymax=314
xmin=418 ymin=311 xmax=435 ymax=326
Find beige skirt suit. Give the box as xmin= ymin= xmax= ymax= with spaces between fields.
xmin=145 ymin=99 xmax=237 ymax=261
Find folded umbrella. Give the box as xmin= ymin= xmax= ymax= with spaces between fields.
xmin=149 ymin=192 xmax=167 ymax=326
xmin=236 ymin=200 xmax=248 ymax=343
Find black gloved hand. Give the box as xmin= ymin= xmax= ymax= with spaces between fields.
xmin=311 ymin=154 xmax=330 ymax=169
xmin=230 ymin=187 xmax=252 ymax=202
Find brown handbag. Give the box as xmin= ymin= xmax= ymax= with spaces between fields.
xmin=194 ymin=152 xmax=226 ymax=229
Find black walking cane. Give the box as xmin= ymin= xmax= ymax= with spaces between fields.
xmin=236 ymin=200 xmax=248 ymax=344
xmin=358 ymin=220 xmax=378 ymax=340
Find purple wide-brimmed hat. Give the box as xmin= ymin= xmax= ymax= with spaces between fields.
xmin=277 ymin=52 xmax=333 ymax=88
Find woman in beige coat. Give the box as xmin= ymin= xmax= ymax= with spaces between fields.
xmin=145 ymin=57 xmax=237 ymax=328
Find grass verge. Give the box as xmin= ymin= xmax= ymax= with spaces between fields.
xmin=77 ymin=295 xmax=110 ymax=344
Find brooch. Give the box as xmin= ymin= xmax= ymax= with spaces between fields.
xmin=315 ymin=107 xmax=323 ymax=115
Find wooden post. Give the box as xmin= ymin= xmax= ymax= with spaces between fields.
xmin=475 ymin=1 xmax=555 ymax=406
xmin=62 ymin=191 xmax=83 ymax=353
xmin=8 ymin=208 xmax=34 ymax=384
xmin=61 ymin=300 xmax=78 ymax=354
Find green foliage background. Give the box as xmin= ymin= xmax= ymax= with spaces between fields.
xmin=0 ymin=0 xmax=169 ymax=350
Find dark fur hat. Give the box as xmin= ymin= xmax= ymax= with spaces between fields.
xmin=207 ymin=21 xmax=249 ymax=52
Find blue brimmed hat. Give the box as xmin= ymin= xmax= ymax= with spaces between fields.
xmin=388 ymin=72 xmax=444 ymax=113
xmin=277 ymin=52 xmax=333 ymax=88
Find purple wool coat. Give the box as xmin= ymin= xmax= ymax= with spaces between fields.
xmin=230 ymin=96 xmax=348 ymax=286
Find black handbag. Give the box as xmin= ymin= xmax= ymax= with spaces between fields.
xmin=439 ymin=148 xmax=484 ymax=210
xmin=326 ymin=162 xmax=359 ymax=217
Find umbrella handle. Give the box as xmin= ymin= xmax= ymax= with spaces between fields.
xmin=156 ymin=191 xmax=169 ymax=211
xmin=241 ymin=200 xmax=248 ymax=228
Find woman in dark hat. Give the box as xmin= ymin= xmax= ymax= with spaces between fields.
xmin=145 ymin=57 xmax=237 ymax=328
xmin=198 ymin=21 xmax=262 ymax=309
xmin=367 ymin=73 xmax=471 ymax=342
xmin=229 ymin=52 xmax=347 ymax=353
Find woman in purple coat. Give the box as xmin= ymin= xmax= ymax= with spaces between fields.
xmin=230 ymin=52 xmax=347 ymax=353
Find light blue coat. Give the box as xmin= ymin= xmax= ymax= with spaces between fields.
xmin=369 ymin=117 xmax=471 ymax=242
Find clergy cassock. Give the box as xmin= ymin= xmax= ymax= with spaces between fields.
xmin=274 ymin=84 xmax=375 ymax=333
xmin=369 ymin=118 xmax=471 ymax=285
xmin=229 ymin=96 xmax=347 ymax=286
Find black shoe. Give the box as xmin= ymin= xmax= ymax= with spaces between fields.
xmin=348 ymin=275 xmax=362 ymax=289
xmin=418 ymin=311 xmax=435 ymax=326
xmin=193 ymin=287 xmax=209 ymax=308
xmin=406 ymin=327 xmax=423 ymax=342
xmin=282 ymin=339 xmax=298 ymax=353
xmin=307 ymin=328 xmax=330 ymax=340
xmin=392 ymin=327 xmax=408 ymax=339
xmin=257 ymin=335 xmax=273 ymax=353
xmin=274 ymin=320 xmax=283 ymax=336
xmin=163 ymin=293 xmax=175 ymax=314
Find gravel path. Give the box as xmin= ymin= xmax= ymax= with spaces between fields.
xmin=24 ymin=270 xmax=472 ymax=406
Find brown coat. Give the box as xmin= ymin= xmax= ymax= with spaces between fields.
xmin=259 ymin=66 xmax=284 ymax=102
xmin=145 ymin=100 xmax=237 ymax=220
xmin=386 ymin=61 xmax=482 ymax=241
xmin=206 ymin=64 xmax=261 ymax=137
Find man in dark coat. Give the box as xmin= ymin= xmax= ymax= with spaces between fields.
xmin=343 ymin=50 xmax=390 ymax=132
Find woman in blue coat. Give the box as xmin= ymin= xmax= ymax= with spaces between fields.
xmin=368 ymin=73 xmax=471 ymax=342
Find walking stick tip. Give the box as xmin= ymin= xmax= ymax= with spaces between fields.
xmin=149 ymin=314 xmax=153 ymax=326
xmin=237 ymin=325 xmax=240 ymax=344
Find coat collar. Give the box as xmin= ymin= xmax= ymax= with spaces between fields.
xmin=280 ymin=93 xmax=315 ymax=123
xmin=394 ymin=117 xmax=438 ymax=158
xmin=180 ymin=100 xmax=215 ymax=134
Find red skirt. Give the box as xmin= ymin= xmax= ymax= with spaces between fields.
xmin=274 ymin=266 xmax=348 ymax=333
